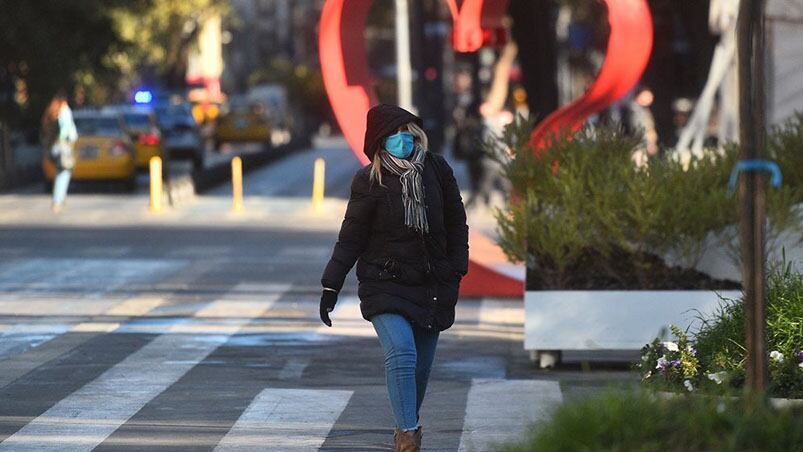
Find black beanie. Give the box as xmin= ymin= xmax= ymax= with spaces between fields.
xmin=363 ymin=104 xmax=422 ymax=161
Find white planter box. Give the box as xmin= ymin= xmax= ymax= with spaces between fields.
xmin=524 ymin=290 xmax=742 ymax=354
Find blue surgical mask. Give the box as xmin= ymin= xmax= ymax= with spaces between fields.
xmin=384 ymin=132 xmax=415 ymax=159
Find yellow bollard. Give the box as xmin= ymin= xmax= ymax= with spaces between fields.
xmin=312 ymin=158 xmax=325 ymax=213
xmin=232 ymin=156 xmax=243 ymax=211
xmin=149 ymin=156 xmax=162 ymax=212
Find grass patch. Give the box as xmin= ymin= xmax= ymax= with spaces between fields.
xmin=502 ymin=391 xmax=803 ymax=452
xmin=639 ymin=263 xmax=803 ymax=398
xmin=696 ymin=261 xmax=803 ymax=397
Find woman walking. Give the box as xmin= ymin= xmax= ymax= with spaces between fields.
xmin=320 ymin=104 xmax=469 ymax=451
xmin=41 ymin=92 xmax=78 ymax=213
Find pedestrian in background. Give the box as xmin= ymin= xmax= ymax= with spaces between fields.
xmin=320 ymin=104 xmax=469 ymax=452
xmin=41 ymin=92 xmax=77 ymax=213
xmin=450 ymin=69 xmax=487 ymax=209
xmin=465 ymin=105 xmax=513 ymax=209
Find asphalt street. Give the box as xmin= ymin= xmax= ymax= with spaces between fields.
xmin=0 ymin=139 xmax=636 ymax=451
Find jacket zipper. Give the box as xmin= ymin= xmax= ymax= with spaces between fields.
xmin=418 ymin=234 xmax=437 ymax=329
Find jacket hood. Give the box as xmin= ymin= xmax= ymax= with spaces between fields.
xmin=363 ymin=104 xmax=422 ymax=161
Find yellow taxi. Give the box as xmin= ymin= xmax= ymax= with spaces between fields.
xmin=118 ymin=106 xmax=162 ymax=169
xmin=213 ymin=98 xmax=272 ymax=148
xmin=43 ymin=110 xmax=136 ymax=190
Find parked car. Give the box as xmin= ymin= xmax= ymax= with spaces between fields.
xmin=213 ymin=95 xmax=272 ymax=150
xmin=117 ymin=105 xmax=162 ymax=170
xmin=43 ymin=109 xmax=136 ymax=191
xmin=153 ymin=102 xmax=205 ymax=169
xmin=247 ymin=83 xmax=289 ymax=130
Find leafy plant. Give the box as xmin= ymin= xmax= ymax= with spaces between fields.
xmin=639 ymin=326 xmax=699 ymax=391
xmin=111 ymin=0 xmax=231 ymax=87
xmin=769 ymin=113 xmax=803 ymax=203
xmin=502 ymin=391 xmax=803 ymax=452
xmin=640 ymin=263 xmax=803 ymax=398
xmin=493 ymin=115 xmax=803 ymax=289
xmin=0 ymin=0 xmax=144 ymax=128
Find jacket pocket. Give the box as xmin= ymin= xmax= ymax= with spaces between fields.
xmin=357 ymin=259 xmax=394 ymax=282
xmin=432 ymin=259 xmax=460 ymax=285
xmin=357 ymin=257 xmax=427 ymax=285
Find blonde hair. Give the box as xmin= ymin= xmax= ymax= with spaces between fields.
xmin=369 ymin=122 xmax=429 ymax=186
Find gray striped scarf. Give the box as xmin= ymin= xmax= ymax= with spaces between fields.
xmin=379 ymin=144 xmax=429 ymax=233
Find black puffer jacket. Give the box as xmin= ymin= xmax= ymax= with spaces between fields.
xmin=321 ymin=152 xmax=469 ymax=331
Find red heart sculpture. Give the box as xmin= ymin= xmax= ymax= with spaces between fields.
xmin=319 ymin=0 xmax=652 ymax=159
xmin=318 ymin=0 xmax=653 ymax=297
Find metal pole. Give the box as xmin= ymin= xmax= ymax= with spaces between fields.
xmin=736 ymin=0 xmax=768 ymax=394
xmin=395 ymin=0 xmax=414 ymax=112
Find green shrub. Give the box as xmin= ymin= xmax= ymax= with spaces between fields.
xmin=639 ymin=264 xmax=803 ymax=398
xmin=493 ymin=115 xmax=803 ymax=289
xmin=502 ymin=391 xmax=803 ymax=452
xmin=769 ymin=113 xmax=803 ymax=202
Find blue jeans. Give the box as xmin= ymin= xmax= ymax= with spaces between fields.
xmin=370 ymin=313 xmax=439 ymax=431
xmin=53 ymin=169 xmax=71 ymax=206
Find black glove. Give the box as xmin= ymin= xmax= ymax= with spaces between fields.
xmin=319 ymin=289 xmax=338 ymax=327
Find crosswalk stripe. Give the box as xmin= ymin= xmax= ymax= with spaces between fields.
xmin=0 ymin=285 xmax=289 ymax=451
xmin=0 ymin=258 xmax=186 ymax=295
xmin=0 ymin=295 xmax=171 ymax=371
xmin=0 ymin=299 xmax=123 ymax=316
xmin=0 ymin=333 xmax=156 ymax=443
xmin=213 ymin=388 xmax=353 ymax=451
xmin=102 ymin=296 xmax=166 ymax=317
xmin=458 ymin=379 xmax=563 ymax=452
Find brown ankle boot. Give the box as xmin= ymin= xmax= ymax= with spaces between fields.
xmin=393 ymin=426 xmax=422 ymax=452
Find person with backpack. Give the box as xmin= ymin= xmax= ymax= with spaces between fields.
xmin=41 ymin=92 xmax=78 ymax=213
xmin=319 ymin=104 xmax=469 ymax=451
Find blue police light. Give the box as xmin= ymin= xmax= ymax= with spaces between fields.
xmin=134 ymin=90 xmax=153 ymax=104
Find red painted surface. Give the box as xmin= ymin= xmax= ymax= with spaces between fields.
xmin=318 ymin=0 xmax=653 ymax=298
xmin=460 ymin=260 xmax=524 ymax=297
xmin=318 ymin=0 xmax=376 ymax=165
xmin=446 ymin=0 xmax=510 ymax=52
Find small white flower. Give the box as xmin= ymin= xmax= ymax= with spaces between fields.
xmin=663 ymin=342 xmax=679 ymax=352
xmin=798 ymin=362 xmax=803 ymax=371
xmin=707 ymin=371 xmax=727 ymax=385
xmin=642 ymin=370 xmax=652 ymax=380
xmin=656 ymin=355 xmax=669 ymax=369
xmin=770 ymin=350 xmax=785 ymax=363
xmin=684 ymin=379 xmax=694 ymax=392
